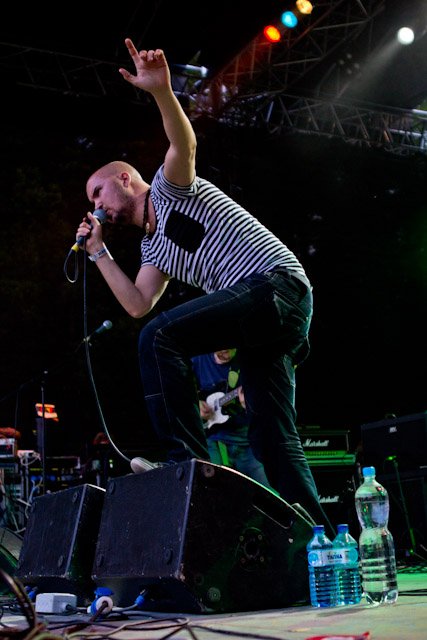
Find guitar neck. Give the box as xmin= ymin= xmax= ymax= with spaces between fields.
xmin=218 ymin=386 xmax=241 ymax=408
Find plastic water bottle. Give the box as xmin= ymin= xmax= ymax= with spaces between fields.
xmin=307 ymin=525 xmax=336 ymax=607
xmin=355 ymin=466 xmax=398 ymax=605
xmin=332 ymin=524 xmax=362 ymax=605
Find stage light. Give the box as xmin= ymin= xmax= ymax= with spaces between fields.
xmin=397 ymin=27 xmax=415 ymax=45
xmin=296 ymin=0 xmax=313 ymax=14
xmin=264 ymin=25 xmax=282 ymax=43
xmin=281 ymin=11 xmax=298 ymax=28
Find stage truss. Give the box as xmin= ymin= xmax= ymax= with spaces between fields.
xmin=2 ymin=0 xmax=427 ymax=154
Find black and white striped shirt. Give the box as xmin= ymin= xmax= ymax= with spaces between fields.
xmin=141 ymin=165 xmax=307 ymax=293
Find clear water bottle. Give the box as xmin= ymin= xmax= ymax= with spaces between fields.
xmin=355 ymin=466 xmax=398 ymax=605
xmin=307 ymin=525 xmax=336 ymax=607
xmin=332 ymin=524 xmax=362 ymax=605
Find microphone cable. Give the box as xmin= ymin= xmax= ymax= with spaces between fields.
xmin=69 ymin=237 xmax=131 ymax=464
xmin=63 ymin=245 xmax=79 ymax=284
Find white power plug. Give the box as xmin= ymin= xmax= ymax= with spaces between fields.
xmin=35 ymin=593 xmax=77 ymax=614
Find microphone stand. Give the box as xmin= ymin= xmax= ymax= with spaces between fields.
xmin=38 ymin=372 xmax=47 ymax=496
xmin=2 ymin=323 xmax=113 ymax=504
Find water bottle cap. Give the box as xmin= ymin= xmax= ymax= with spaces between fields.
xmin=312 ymin=525 xmax=325 ymax=534
xmin=362 ymin=466 xmax=376 ymax=477
xmin=337 ymin=524 xmax=349 ymax=533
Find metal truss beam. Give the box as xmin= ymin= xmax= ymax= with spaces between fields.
xmin=2 ymin=0 xmax=427 ymax=157
xmin=171 ymin=0 xmax=427 ymax=155
xmin=0 ymin=42 xmax=151 ymax=105
xmin=190 ymin=0 xmax=387 ymax=112
xmin=208 ymin=92 xmax=427 ymax=155
xmin=0 ymin=2 xmax=389 ymax=109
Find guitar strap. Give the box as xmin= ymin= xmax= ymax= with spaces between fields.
xmin=217 ymin=440 xmax=231 ymax=467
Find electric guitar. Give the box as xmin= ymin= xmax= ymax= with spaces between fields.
xmin=203 ymin=386 xmax=242 ymax=430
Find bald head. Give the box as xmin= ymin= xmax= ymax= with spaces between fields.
xmin=88 ymin=161 xmax=144 ymax=185
xmin=86 ymin=160 xmax=149 ymax=203
xmin=86 ymin=161 xmax=150 ymax=227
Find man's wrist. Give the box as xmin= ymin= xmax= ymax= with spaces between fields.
xmin=89 ymin=244 xmax=114 ymax=262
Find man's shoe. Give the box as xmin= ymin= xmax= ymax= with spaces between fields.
xmin=130 ymin=457 xmax=166 ymax=473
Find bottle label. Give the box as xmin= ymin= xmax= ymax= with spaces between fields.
xmin=333 ymin=548 xmax=359 ymax=565
xmin=308 ymin=549 xmax=334 ymax=566
xmin=308 ymin=548 xmax=359 ymax=566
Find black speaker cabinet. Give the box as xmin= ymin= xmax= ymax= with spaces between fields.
xmin=0 ymin=527 xmax=22 ymax=594
xmin=92 ymin=460 xmax=313 ymax=613
xmin=378 ymin=473 xmax=427 ymax=555
xmin=15 ymin=484 xmax=105 ymax=603
xmin=361 ymin=412 xmax=427 ymax=473
xmin=310 ymin=463 xmax=359 ymax=538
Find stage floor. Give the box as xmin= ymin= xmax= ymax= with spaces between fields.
xmin=2 ymin=562 xmax=426 ymax=640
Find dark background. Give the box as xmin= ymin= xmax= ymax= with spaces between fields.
xmin=1 ymin=1 xmax=427 ymax=469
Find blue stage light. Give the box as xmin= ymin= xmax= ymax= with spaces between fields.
xmin=281 ymin=11 xmax=298 ymax=28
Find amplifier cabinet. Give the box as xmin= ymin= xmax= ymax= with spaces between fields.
xmin=309 ymin=462 xmax=359 ymax=538
xmin=361 ymin=412 xmax=427 ymax=474
xmin=298 ymin=428 xmax=350 ymax=458
xmin=377 ymin=473 xmax=427 ymax=555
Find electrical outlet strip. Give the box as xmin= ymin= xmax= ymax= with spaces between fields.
xmin=35 ymin=593 xmax=77 ymax=614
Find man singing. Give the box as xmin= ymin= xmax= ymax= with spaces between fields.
xmin=76 ymin=38 xmax=333 ymax=536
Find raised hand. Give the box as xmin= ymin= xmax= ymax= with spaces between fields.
xmin=118 ymin=38 xmax=171 ymax=94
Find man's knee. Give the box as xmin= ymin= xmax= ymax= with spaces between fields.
xmin=139 ymin=313 xmax=169 ymax=350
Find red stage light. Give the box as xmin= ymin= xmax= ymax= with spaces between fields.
xmin=264 ymin=25 xmax=281 ymax=43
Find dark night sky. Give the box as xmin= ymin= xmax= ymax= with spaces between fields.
xmin=1 ymin=1 xmax=427 ymax=469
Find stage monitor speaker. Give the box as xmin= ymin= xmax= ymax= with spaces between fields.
xmin=0 ymin=527 xmax=22 ymax=594
xmin=15 ymin=484 xmax=105 ymax=604
xmin=92 ymin=460 xmax=313 ymax=613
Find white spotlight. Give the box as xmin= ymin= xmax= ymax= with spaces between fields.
xmin=397 ymin=27 xmax=415 ymax=45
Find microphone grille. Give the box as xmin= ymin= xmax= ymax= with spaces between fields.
xmin=103 ymin=320 xmax=113 ymax=330
xmin=93 ymin=209 xmax=108 ymax=224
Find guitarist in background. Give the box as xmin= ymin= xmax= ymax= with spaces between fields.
xmin=192 ymin=349 xmax=272 ymax=490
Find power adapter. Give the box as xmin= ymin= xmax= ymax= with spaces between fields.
xmin=35 ymin=592 xmax=77 ymax=614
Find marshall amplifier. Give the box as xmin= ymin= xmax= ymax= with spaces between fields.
xmin=297 ymin=426 xmax=358 ymax=536
xmin=298 ymin=427 xmax=350 ymax=460
xmin=361 ymin=412 xmax=427 ymax=474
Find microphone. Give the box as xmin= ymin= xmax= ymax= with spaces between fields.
xmin=84 ymin=320 xmax=113 ymax=343
xmin=71 ymin=209 xmax=108 ymax=252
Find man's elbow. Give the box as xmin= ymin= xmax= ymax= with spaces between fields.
xmin=127 ymin=302 xmax=152 ymax=319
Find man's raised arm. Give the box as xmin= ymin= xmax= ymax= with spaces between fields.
xmin=119 ymin=38 xmax=197 ymax=186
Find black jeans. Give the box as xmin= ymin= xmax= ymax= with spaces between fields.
xmin=138 ymin=269 xmax=332 ymax=534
